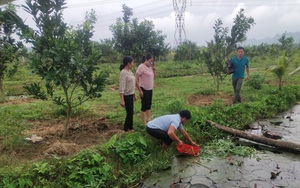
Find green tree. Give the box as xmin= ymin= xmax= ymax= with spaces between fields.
xmin=278 ymin=32 xmax=294 ymax=56
xmin=226 ymin=9 xmax=255 ymax=51
xmin=110 ymin=4 xmax=169 ymax=60
xmin=200 ymin=9 xmax=255 ymax=91
xmin=174 ymin=40 xmax=199 ymax=62
xmin=200 ymin=19 xmax=229 ymax=92
xmin=23 ymin=0 xmax=107 ymax=138
xmin=96 ymin=39 xmax=121 ymax=64
xmin=268 ymin=53 xmax=290 ymax=90
xmin=0 ymin=4 xmax=25 ymax=99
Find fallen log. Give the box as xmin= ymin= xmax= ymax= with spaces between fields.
xmin=206 ymin=120 xmax=300 ymax=153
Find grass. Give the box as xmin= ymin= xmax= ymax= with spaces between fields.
xmin=0 ymin=56 xmax=300 ymax=187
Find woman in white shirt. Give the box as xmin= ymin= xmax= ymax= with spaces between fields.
xmin=119 ymin=56 xmax=137 ymax=131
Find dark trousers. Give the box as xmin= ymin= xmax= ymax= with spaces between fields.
xmin=232 ymin=78 xmax=243 ymax=103
xmin=141 ymin=87 xmax=153 ymax=112
xmin=146 ymin=127 xmax=173 ymax=145
xmin=124 ymin=94 xmax=134 ymax=131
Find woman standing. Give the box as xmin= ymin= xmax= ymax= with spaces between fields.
xmin=135 ymin=53 xmax=155 ymax=125
xmin=119 ymin=56 xmax=137 ymax=132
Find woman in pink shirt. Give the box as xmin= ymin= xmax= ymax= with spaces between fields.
xmin=135 ymin=53 xmax=156 ymax=125
xmin=119 ymin=56 xmax=137 ymax=131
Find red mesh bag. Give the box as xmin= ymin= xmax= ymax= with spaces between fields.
xmin=176 ymin=143 xmax=200 ymax=156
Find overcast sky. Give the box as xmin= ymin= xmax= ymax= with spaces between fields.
xmin=11 ymin=0 xmax=300 ymax=47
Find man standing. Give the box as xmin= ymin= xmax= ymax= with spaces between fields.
xmin=231 ymin=47 xmax=250 ymax=104
xmin=146 ymin=110 xmax=198 ymax=151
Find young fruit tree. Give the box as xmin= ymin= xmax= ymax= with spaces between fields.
xmin=200 ymin=9 xmax=255 ymax=92
xmin=268 ymin=53 xmax=290 ymax=90
xmin=23 ymin=0 xmax=107 ymax=138
xmin=110 ymin=4 xmax=169 ymax=61
xmin=0 ymin=4 xmax=25 ymax=100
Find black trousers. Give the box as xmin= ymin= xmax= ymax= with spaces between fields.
xmin=141 ymin=87 xmax=153 ymax=112
xmin=124 ymin=94 xmax=134 ymax=131
xmin=146 ymin=127 xmax=173 ymax=145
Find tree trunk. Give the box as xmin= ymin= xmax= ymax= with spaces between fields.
xmin=0 ymin=77 xmax=4 ymax=99
xmin=63 ymin=107 xmax=71 ymax=139
xmin=279 ymin=77 xmax=282 ymax=90
xmin=206 ymin=120 xmax=300 ymax=153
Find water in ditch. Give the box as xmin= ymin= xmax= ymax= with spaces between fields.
xmin=140 ymin=104 xmax=300 ymax=188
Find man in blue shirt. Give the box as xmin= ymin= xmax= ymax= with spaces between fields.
xmin=231 ymin=47 xmax=250 ymax=104
xmin=146 ymin=110 xmax=198 ymax=151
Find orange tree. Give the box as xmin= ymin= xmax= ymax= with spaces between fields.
xmin=200 ymin=9 xmax=255 ymax=92
xmin=110 ymin=4 xmax=169 ymax=60
xmin=22 ymin=0 xmax=107 ymax=138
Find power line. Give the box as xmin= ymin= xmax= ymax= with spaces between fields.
xmin=68 ymin=1 xmax=173 ymax=26
xmin=189 ymin=0 xmax=300 ymax=7
xmin=67 ymin=0 xmax=135 ymax=8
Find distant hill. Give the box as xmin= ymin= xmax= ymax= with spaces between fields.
xmin=243 ymin=32 xmax=300 ymax=46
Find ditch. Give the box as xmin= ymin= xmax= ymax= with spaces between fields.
xmin=140 ymin=104 xmax=300 ymax=188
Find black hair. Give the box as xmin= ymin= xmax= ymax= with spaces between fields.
xmin=141 ymin=55 xmax=146 ymax=63
xmin=179 ymin=110 xmax=191 ymax=119
xmin=120 ymin=56 xmax=134 ymax=71
xmin=237 ymin=46 xmax=244 ymax=51
xmin=145 ymin=53 xmax=154 ymax=61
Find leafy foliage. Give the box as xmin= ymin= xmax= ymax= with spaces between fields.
xmin=0 ymin=150 xmax=113 ymax=187
xmin=96 ymin=39 xmax=121 ymax=64
xmin=268 ymin=53 xmax=290 ymax=90
xmin=200 ymin=9 xmax=255 ymax=91
xmin=166 ymin=98 xmax=184 ymax=114
xmin=226 ymin=9 xmax=255 ymax=50
xmin=245 ymin=73 xmax=265 ymax=90
xmin=0 ymin=4 xmax=25 ymax=98
xmin=23 ymin=82 xmax=47 ymax=100
xmin=23 ymin=0 xmax=107 ymax=138
xmin=0 ymin=114 xmax=29 ymax=149
xmin=64 ymin=150 xmax=113 ymax=187
xmin=278 ymin=32 xmax=294 ymax=56
xmin=110 ymin=133 xmax=148 ymax=167
xmin=174 ymin=40 xmax=199 ymax=62
xmin=203 ymin=139 xmax=255 ymax=158
xmin=110 ymin=4 xmax=169 ymax=60
xmin=1 ymin=63 xmax=300 ymax=187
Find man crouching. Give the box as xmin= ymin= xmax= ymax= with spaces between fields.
xmin=146 ymin=110 xmax=198 ymax=151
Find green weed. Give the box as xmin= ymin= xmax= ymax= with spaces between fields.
xmin=203 ymin=139 xmax=255 ymax=158
xmin=245 ymin=73 xmax=265 ymax=90
xmin=23 ymin=82 xmax=47 ymax=100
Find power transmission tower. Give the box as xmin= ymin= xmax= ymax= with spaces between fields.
xmin=173 ymin=0 xmax=186 ymax=45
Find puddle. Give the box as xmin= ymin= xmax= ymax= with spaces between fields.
xmin=140 ymin=105 xmax=300 ymax=188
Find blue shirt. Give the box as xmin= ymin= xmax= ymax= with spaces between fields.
xmin=147 ymin=114 xmax=183 ymax=132
xmin=231 ymin=56 xmax=249 ymax=79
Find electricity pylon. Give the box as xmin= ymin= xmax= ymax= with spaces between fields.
xmin=173 ymin=0 xmax=186 ymax=45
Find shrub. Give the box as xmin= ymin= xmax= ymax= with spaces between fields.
xmin=245 ymin=73 xmax=265 ymax=90
xmin=166 ymin=98 xmax=184 ymax=114
xmin=23 ymin=82 xmax=47 ymax=100
xmin=110 ymin=133 xmax=148 ymax=167
xmin=0 ymin=108 xmax=29 ymax=149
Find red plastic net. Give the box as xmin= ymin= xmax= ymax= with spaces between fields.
xmin=176 ymin=143 xmax=200 ymax=156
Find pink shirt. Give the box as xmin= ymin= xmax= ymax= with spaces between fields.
xmin=136 ymin=63 xmax=154 ymax=90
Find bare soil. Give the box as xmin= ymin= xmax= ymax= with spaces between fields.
xmin=188 ymin=93 xmax=234 ymax=106
xmin=1 ymin=93 xmax=233 ymax=162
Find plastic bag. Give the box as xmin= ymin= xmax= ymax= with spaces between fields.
xmin=226 ymin=59 xmax=234 ymax=74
